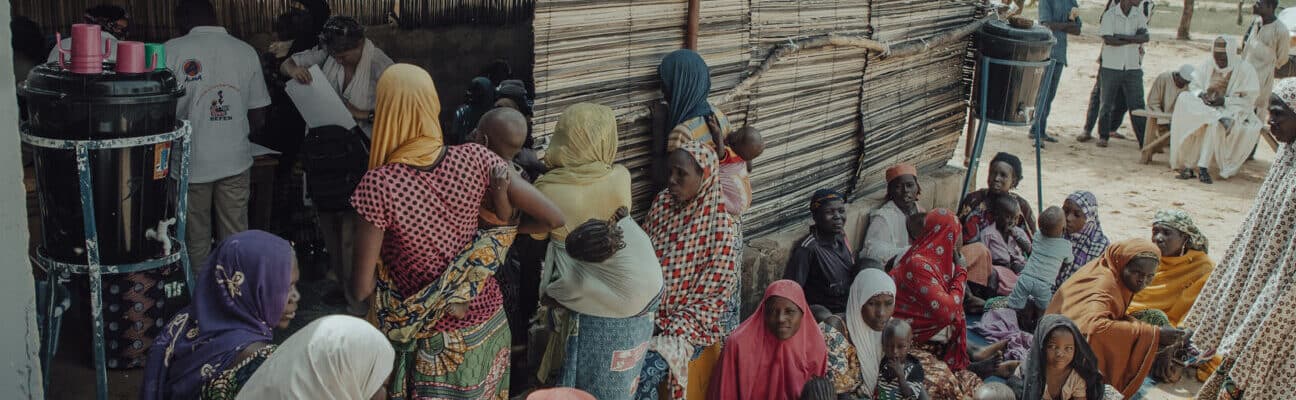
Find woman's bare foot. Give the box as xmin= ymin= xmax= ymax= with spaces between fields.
xmin=971 ymin=340 xmax=1008 ymax=362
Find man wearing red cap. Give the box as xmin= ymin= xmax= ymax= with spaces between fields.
xmin=861 ymin=164 xmax=924 ymax=268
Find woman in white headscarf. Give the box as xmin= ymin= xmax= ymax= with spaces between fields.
xmin=1170 ymin=36 xmax=1263 ymax=183
xmin=819 ymin=268 xmax=896 ymax=397
xmin=235 ymin=315 xmax=394 ymax=400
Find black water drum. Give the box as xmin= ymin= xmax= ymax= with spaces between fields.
xmin=21 ymin=62 xmax=187 ymax=368
xmin=21 ymin=62 xmax=183 ymax=265
xmin=975 ymin=20 xmax=1057 ymax=124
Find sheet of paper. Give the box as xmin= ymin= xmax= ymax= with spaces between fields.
xmin=250 ymin=142 xmax=281 ymax=157
xmin=285 ymin=65 xmax=357 ymax=130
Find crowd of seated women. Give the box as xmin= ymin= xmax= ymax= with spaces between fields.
xmin=134 ymin=46 xmax=1221 ymax=400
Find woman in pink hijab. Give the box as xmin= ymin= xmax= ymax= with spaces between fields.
xmin=708 ymin=280 xmax=828 ymax=399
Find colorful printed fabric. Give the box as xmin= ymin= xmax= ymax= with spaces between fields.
xmin=910 ymin=346 xmax=983 ymax=400
xmin=890 ymin=209 xmax=971 ymax=370
xmin=810 ymin=188 xmax=846 ymax=211
xmin=351 ymin=144 xmax=508 ymax=331
xmin=820 ymin=322 xmax=870 ymax=398
xmin=374 ymin=227 xmax=516 ymax=400
xmin=1059 ymin=191 xmax=1110 ymax=289
xmin=201 ymin=346 xmax=275 ymax=400
xmin=957 ymin=189 xmax=1036 ymax=244
xmin=642 ymin=142 xmax=740 ymax=400
xmin=394 ymin=310 xmax=511 ymax=400
xmin=1153 ymin=209 xmax=1209 ymax=253
xmin=1182 ymin=131 xmax=1296 ymax=399
xmin=141 ymin=231 xmax=294 ymax=400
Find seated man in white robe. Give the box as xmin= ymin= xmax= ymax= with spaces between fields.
xmin=1170 ymin=36 xmax=1262 ymax=184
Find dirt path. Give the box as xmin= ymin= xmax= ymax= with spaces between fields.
xmin=961 ymin=32 xmax=1272 ymax=400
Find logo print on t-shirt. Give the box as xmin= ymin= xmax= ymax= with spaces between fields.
xmin=182 ymin=59 xmax=203 ymax=82
xmin=209 ymin=90 xmax=232 ymax=121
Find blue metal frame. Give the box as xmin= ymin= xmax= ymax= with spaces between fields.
xmin=960 ymin=56 xmax=1054 ymax=216
xmin=23 ymin=121 xmax=193 ymax=400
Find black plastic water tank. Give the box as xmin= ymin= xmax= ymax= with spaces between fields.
xmin=21 ymin=62 xmax=183 ymax=266
xmin=975 ymin=20 xmax=1057 ymax=124
xmin=22 ymin=62 xmax=188 ymax=369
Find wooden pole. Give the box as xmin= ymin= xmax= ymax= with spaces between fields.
xmin=686 ymin=0 xmax=699 ymax=50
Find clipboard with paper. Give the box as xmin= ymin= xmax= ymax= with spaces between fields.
xmin=285 ymin=65 xmax=358 ymax=130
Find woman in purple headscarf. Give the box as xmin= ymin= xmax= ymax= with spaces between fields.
xmin=140 ymin=230 xmax=301 ymax=400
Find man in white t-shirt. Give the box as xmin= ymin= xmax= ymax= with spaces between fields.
xmin=1094 ymin=0 xmax=1151 ymax=148
xmin=46 ymin=4 xmax=130 ymax=63
xmin=165 ymin=0 xmax=271 ymax=271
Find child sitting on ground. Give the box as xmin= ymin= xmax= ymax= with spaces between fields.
xmin=877 ymin=319 xmax=929 ymax=400
xmin=1005 ymin=207 xmax=1073 ymax=331
xmin=719 ymin=126 xmax=765 ymax=217
xmin=984 ymin=194 xmax=1030 ymax=273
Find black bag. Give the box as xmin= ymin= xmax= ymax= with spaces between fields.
xmin=300 ymin=125 xmax=369 ymax=212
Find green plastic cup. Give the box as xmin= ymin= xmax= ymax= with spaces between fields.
xmin=144 ymin=43 xmax=166 ymax=71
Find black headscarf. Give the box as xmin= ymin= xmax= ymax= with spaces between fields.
xmin=1022 ymin=314 xmax=1106 ymax=400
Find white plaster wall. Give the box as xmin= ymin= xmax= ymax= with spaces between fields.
xmin=0 ymin=0 xmax=45 ymax=397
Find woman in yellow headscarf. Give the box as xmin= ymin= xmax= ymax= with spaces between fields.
xmin=349 ymin=64 xmax=563 ymax=399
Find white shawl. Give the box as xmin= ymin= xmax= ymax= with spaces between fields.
xmin=235 ymin=315 xmax=394 ymax=400
xmin=845 ymin=268 xmax=897 ymax=393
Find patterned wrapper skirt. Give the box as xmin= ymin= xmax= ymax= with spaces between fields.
xmin=391 ymin=309 xmax=512 ymax=400
xmin=555 ymin=299 xmax=658 ymax=400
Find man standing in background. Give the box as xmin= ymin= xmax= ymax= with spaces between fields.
xmin=1243 ymin=0 xmax=1289 ymax=122
xmin=1094 ymin=0 xmax=1150 ymax=148
xmin=166 ymin=0 xmax=271 ymax=270
xmin=1033 ymin=0 xmax=1082 ymax=144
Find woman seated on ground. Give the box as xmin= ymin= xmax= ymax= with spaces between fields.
xmin=235 ymin=315 xmax=393 ymax=400
xmin=1046 ymin=239 xmax=1187 ymax=399
xmin=141 ymin=231 xmax=301 ymax=400
xmin=785 ymin=189 xmax=856 ymax=313
xmin=861 ymin=164 xmax=926 ymax=269
xmin=891 ymin=211 xmax=1018 ymax=390
xmin=709 ymin=280 xmax=827 ymax=399
xmin=1020 ymin=314 xmax=1122 ymax=400
xmin=959 ymin=152 xmax=1035 ymax=304
xmin=958 ymin=152 xmax=1036 ymax=241
xmin=1128 ymin=209 xmax=1214 ymax=327
xmin=538 ymin=207 xmax=664 ymax=399
xmin=636 ymin=143 xmax=741 ymax=400
xmin=350 ymin=64 xmax=564 ymax=399
xmin=1057 ymin=191 xmax=1110 ymax=290
xmin=822 ymin=268 xmax=995 ymax=399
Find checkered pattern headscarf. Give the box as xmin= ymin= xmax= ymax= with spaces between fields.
xmin=644 ymin=142 xmax=739 ymax=346
xmin=1274 ymin=78 xmax=1296 ymax=111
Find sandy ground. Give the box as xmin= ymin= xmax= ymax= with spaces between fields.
xmin=963 ymin=29 xmax=1270 ymax=399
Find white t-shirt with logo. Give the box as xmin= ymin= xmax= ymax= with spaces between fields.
xmin=165 ymin=26 xmax=271 ymax=184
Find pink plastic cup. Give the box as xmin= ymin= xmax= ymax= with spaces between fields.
xmin=116 ymin=41 xmax=146 ymax=73
xmin=57 ymin=24 xmax=110 ymax=74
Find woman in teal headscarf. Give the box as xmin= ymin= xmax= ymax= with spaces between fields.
xmin=652 ymin=49 xmax=734 ymax=186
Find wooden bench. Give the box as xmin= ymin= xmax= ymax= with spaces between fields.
xmin=1132 ymin=109 xmax=1173 ymax=164
xmin=1134 ymin=109 xmax=1280 ymax=165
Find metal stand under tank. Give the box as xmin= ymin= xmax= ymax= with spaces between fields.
xmin=23 ymin=122 xmax=194 ymax=400
xmin=962 ymin=19 xmax=1058 ymax=215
